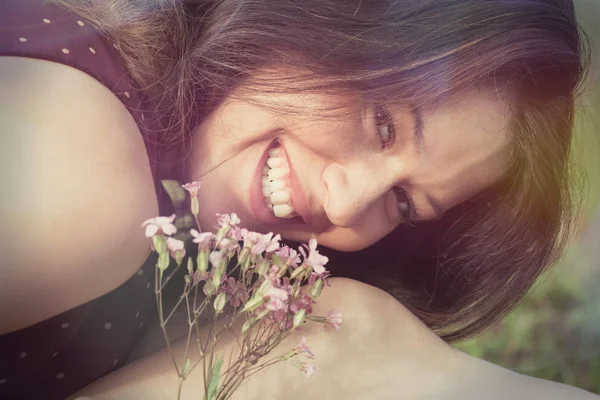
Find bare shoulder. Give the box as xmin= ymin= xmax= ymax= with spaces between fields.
xmin=0 ymin=57 xmax=159 ymax=333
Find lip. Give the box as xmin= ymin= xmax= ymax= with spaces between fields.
xmin=249 ymin=139 xmax=313 ymax=229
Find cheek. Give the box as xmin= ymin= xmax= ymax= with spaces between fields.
xmin=313 ymin=223 xmax=395 ymax=252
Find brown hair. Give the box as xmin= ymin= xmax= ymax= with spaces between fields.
xmin=52 ymin=0 xmax=592 ymax=342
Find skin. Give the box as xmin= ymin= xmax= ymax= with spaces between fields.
xmin=188 ymin=80 xmax=511 ymax=251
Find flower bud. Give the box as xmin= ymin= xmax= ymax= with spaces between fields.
xmin=256 ymin=258 xmax=270 ymax=276
xmin=238 ymin=247 xmax=250 ymax=266
xmin=197 ymin=251 xmax=208 ymax=273
xmin=174 ymin=249 xmax=185 ymax=266
xmin=203 ymin=279 xmax=216 ymax=296
xmin=289 ymin=265 xmax=305 ymax=280
xmin=292 ymin=308 xmax=306 ymax=331
xmin=212 ymin=268 xmax=222 ymax=288
xmin=157 ymin=252 xmax=170 ymax=272
xmin=256 ymin=279 xmax=270 ymax=297
xmin=213 ymin=292 xmax=227 ymax=313
xmin=187 ymin=257 xmax=194 ymax=276
xmin=215 ymin=225 xmax=232 ymax=244
xmin=152 ymin=235 xmax=167 ymax=254
xmin=277 ymin=264 xmax=289 ymax=278
xmin=241 ymin=295 xmax=265 ymax=313
xmin=271 ymin=254 xmax=284 ymax=267
xmin=191 ymin=197 xmax=200 ymax=217
xmin=310 ymin=279 xmax=323 ymax=298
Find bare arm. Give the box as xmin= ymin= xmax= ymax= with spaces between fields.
xmin=448 ymin=351 xmax=600 ymax=400
xmin=0 ymin=56 xmax=159 ymax=333
xmin=71 ymin=277 xmax=457 ymax=399
xmin=71 ymin=277 xmax=600 ymax=400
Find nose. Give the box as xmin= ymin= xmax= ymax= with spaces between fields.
xmin=320 ymin=161 xmax=393 ymax=228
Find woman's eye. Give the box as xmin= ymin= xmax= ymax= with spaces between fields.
xmin=393 ymin=187 xmax=416 ymax=226
xmin=374 ymin=103 xmax=396 ymax=149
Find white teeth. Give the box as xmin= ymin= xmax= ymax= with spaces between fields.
xmin=268 ymin=168 xmax=288 ymax=180
xmin=262 ymin=185 xmax=271 ymax=197
xmin=269 ymin=179 xmax=286 ymax=193
xmin=270 ymin=190 xmax=290 ymax=205
xmin=261 ymin=145 xmax=298 ymax=219
xmin=269 ymin=147 xmax=282 ymax=157
xmin=273 ymin=204 xmax=295 ymax=218
xmin=267 ymin=156 xmax=285 ymax=169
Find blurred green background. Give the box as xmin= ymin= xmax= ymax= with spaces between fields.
xmin=453 ymin=0 xmax=600 ymax=394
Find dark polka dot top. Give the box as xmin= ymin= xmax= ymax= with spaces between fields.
xmin=0 ymin=0 xmax=189 ymax=398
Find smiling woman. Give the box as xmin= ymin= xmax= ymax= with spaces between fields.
xmin=187 ymin=86 xmax=511 ymax=252
xmin=0 ymin=0 xmax=597 ymax=398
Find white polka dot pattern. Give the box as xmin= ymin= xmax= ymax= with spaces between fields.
xmin=0 ymin=5 xmax=162 ymax=396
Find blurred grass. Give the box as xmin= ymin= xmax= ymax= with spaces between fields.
xmin=453 ymin=1 xmax=600 ymax=393
xmin=454 ymin=227 xmax=600 ymax=393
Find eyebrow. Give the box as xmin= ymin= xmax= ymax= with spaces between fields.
xmin=410 ymin=105 xmax=425 ymax=156
xmin=408 ymin=105 xmax=443 ymax=220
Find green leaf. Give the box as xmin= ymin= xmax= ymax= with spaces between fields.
xmin=203 ymin=356 xmax=223 ymax=400
xmin=182 ymin=358 xmax=191 ymax=376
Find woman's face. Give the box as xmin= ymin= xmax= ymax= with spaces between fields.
xmin=188 ymin=85 xmax=511 ymax=252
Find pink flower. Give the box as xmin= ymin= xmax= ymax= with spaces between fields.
xmin=191 ymin=229 xmax=215 ymax=251
xmin=220 ymin=277 xmax=249 ymax=308
xmin=325 ymin=310 xmax=343 ymax=332
xmin=182 ymin=181 xmax=201 ymax=197
xmin=241 ymin=230 xmax=262 ymax=249
xmin=216 ymin=213 xmax=241 ymax=228
xmin=266 ymin=265 xmax=282 ymax=287
xmin=141 ymin=214 xmax=177 ymax=238
xmin=250 ymin=232 xmax=281 ymax=255
xmin=295 ymin=337 xmax=315 ymax=360
xmin=290 ymin=293 xmax=315 ymax=315
xmin=263 ymin=284 xmax=289 ymax=311
xmin=276 ymin=245 xmax=301 ymax=268
xmin=228 ymin=226 xmax=244 ymax=241
xmin=300 ymin=362 xmax=316 ymax=377
xmin=299 ymin=239 xmax=329 ymax=276
xmin=209 ymin=249 xmax=226 ymax=269
xmin=166 ymin=237 xmax=186 ymax=259
xmin=218 ymin=238 xmax=240 ymax=253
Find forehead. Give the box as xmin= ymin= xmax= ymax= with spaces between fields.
xmin=409 ymin=89 xmax=512 ymax=211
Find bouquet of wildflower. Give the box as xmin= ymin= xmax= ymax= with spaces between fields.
xmin=141 ymin=180 xmax=343 ymax=400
